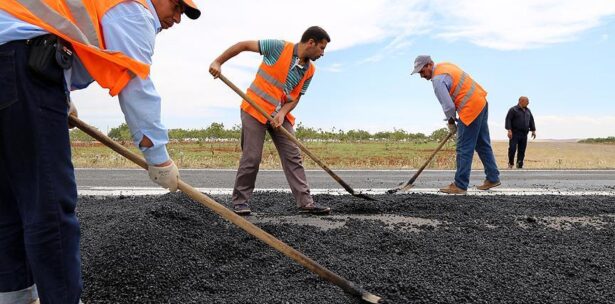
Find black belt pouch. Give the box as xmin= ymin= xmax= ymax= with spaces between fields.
xmin=27 ymin=34 xmax=73 ymax=85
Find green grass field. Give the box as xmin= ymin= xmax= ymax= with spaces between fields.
xmin=70 ymin=140 xmax=615 ymax=169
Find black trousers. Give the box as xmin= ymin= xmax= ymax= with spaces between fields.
xmin=0 ymin=40 xmax=81 ymax=304
xmin=508 ymin=131 xmax=528 ymax=168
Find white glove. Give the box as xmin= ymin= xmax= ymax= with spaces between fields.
xmin=148 ymin=161 xmax=179 ymax=192
xmin=447 ymin=122 xmax=457 ymax=134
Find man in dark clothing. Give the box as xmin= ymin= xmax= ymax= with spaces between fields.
xmin=505 ymin=96 xmax=536 ymax=169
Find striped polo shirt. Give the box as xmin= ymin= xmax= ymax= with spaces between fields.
xmin=258 ymin=39 xmax=312 ymax=96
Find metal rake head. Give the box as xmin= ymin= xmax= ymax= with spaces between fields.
xmin=386 ymin=182 xmax=415 ymax=194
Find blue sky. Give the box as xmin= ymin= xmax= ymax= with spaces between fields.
xmin=73 ymin=0 xmax=615 ymax=140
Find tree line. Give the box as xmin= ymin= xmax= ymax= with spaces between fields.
xmin=578 ymin=136 xmax=615 ymax=144
xmin=70 ymin=122 xmax=452 ymax=142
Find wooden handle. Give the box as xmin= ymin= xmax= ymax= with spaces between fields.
xmin=407 ymin=131 xmax=455 ymax=185
xmin=69 ymin=115 xmax=381 ymax=303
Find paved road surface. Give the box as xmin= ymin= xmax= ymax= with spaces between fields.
xmin=76 ymin=169 xmax=615 ymax=196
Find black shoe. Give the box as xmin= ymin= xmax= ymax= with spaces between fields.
xmin=233 ymin=203 xmax=251 ymax=216
xmin=299 ymin=203 xmax=331 ymax=215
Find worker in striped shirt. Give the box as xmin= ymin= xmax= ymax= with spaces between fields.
xmin=209 ymin=26 xmax=331 ymax=215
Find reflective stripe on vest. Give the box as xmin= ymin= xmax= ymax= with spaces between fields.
xmin=256 ymin=69 xmax=284 ymax=90
xmin=16 ymin=0 xmax=96 ymax=46
xmin=65 ymin=0 xmax=101 ymax=47
xmin=249 ymin=83 xmax=281 ymax=110
xmin=451 ymin=72 xmax=467 ymax=100
xmin=458 ymin=82 xmax=476 ymax=110
xmin=433 ymin=62 xmax=487 ymax=125
xmin=451 ymin=72 xmax=477 ymax=111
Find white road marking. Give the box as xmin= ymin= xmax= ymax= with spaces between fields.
xmin=76 ymin=168 xmax=615 ymax=173
xmin=78 ymin=187 xmax=615 ymax=196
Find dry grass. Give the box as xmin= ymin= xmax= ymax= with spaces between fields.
xmin=488 ymin=141 xmax=615 ymax=169
xmin=70 ymin=140 xmax=615 ymax=169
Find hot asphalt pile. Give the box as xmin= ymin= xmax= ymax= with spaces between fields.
xmin=79 ymin=192 xmax=615 ymax=303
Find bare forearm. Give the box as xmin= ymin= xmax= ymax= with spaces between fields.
xmin=210 ymin=41 xmax=259 ymax=78
xmin=213 ymin=41 xmax=258 ymax=65
xmin=279 ymin=98 xmax=299 ymax=116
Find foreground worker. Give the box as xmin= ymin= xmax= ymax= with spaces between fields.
xmin=411 ymin=55 xmax=501 ymax=194
xmin=505 ymin=96 xmax=536 ymax=169
xmin=0 ymin=0 xmax=200 ymax=303
xmin=209 ymin=26 xmax=331 ymax=216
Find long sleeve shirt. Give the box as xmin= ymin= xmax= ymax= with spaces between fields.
xmin=505 ymin=105 xmax=536 ymax=132
xmin=430 ymin=65 xmax=456 ymax=120
xmin=0 ymin=0 xmax=169 ymax=165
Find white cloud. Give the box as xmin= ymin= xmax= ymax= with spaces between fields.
xmin=433 ymin=0 xmax=615 ymax=50
xmin=321 ymin=63 xmax=343 ymax=73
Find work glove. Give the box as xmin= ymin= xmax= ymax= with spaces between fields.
xmin=67 ymin=101 xmax=78 ymax=129
xmin=148 ymin=160 xmax=179 ymax=192
xmin=447 ymin=118 xmax=457 ymax=134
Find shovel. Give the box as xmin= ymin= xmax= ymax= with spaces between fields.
xmin=387 ymin=130 xmax=455 ymax=194
xmin=218 ymin=74 xmax=376 ymax=201
xmin=69 ymin=115 xmax=382 ymax=303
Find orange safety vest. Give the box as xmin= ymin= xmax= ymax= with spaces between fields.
xmin=242 ymin=42 xmax=315 ymax=126
xmin=433 ymin=62 xmax=488 ymax=125
xmin=0 ymin=0 xmax=150 ymax=96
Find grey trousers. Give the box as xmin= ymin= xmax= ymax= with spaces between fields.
xmin=232 ymin=110 xmax=314 ymax=207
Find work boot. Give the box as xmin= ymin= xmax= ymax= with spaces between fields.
xmin=477 ymin=180 xmax=501 ymax=190
xmin=439 ymin=183 xmax=467 ymax=194
xmin=516 ymin=162 xmax=523 ymax=169
xmin=233 ymin=203 xmax=251 ymax=216
xmin=299 ymin=203 xmax=331 ymax=215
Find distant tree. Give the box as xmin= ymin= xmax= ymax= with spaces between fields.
xmin=295 ymin=122 xmax=321 ymax=140
xmin=107 ymin=123 xmax=132 ymax=140
xmin=578 ymin=136 xmax=615 ymax=144
xmin=108 ymin=121 xmax=457 ymax=143
xmin=204 ymin=122 xmax=226 ymax=138
xmin=228 ymin=124 xmax=242 ymax=139
xmin=429 ymin=128 xmax=451 ymax=142
xmin=69 ymin=128 xmax=95 ymax=141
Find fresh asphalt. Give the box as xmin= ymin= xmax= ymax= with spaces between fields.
xmin=76 ymin=171 xmax=615 ymax=303
xmin=76 ymin=169 xmax=615 ymax=195
xmin=80 ymin=192 xmax=615 ymax=303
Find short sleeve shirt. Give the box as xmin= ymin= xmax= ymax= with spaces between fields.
xmin=259 ymin=39 xmax=312 ymax=95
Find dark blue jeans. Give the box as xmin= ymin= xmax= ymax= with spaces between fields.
xmin=508 ymin=131 xmax=528 ymax=168
xmin=0 ymin=40 xmax=81 ymax=304
xmin=454 ymin=104 xmax=500 ymax=190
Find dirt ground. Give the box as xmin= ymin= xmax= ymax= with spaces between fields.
xmin=78 ymin=192 xmax=615 ymax=304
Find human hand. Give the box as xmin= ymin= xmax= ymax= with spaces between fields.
xmin=447 ymin=122 xmax=457 ymax=134
xmin=68 ymin=101 xmax=78 ymax=129
xmin=507 ymin=130 xmax=513 ymax=139
xmin=531 ymin=131 xmax=536 ymax=140
xmin=209 ymin=61 xmax=222 ymax=78
xmin=271 ymin=113 xmax=285 ymax=128
xmin=147 ymin=160 xmax=179 ymax=192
